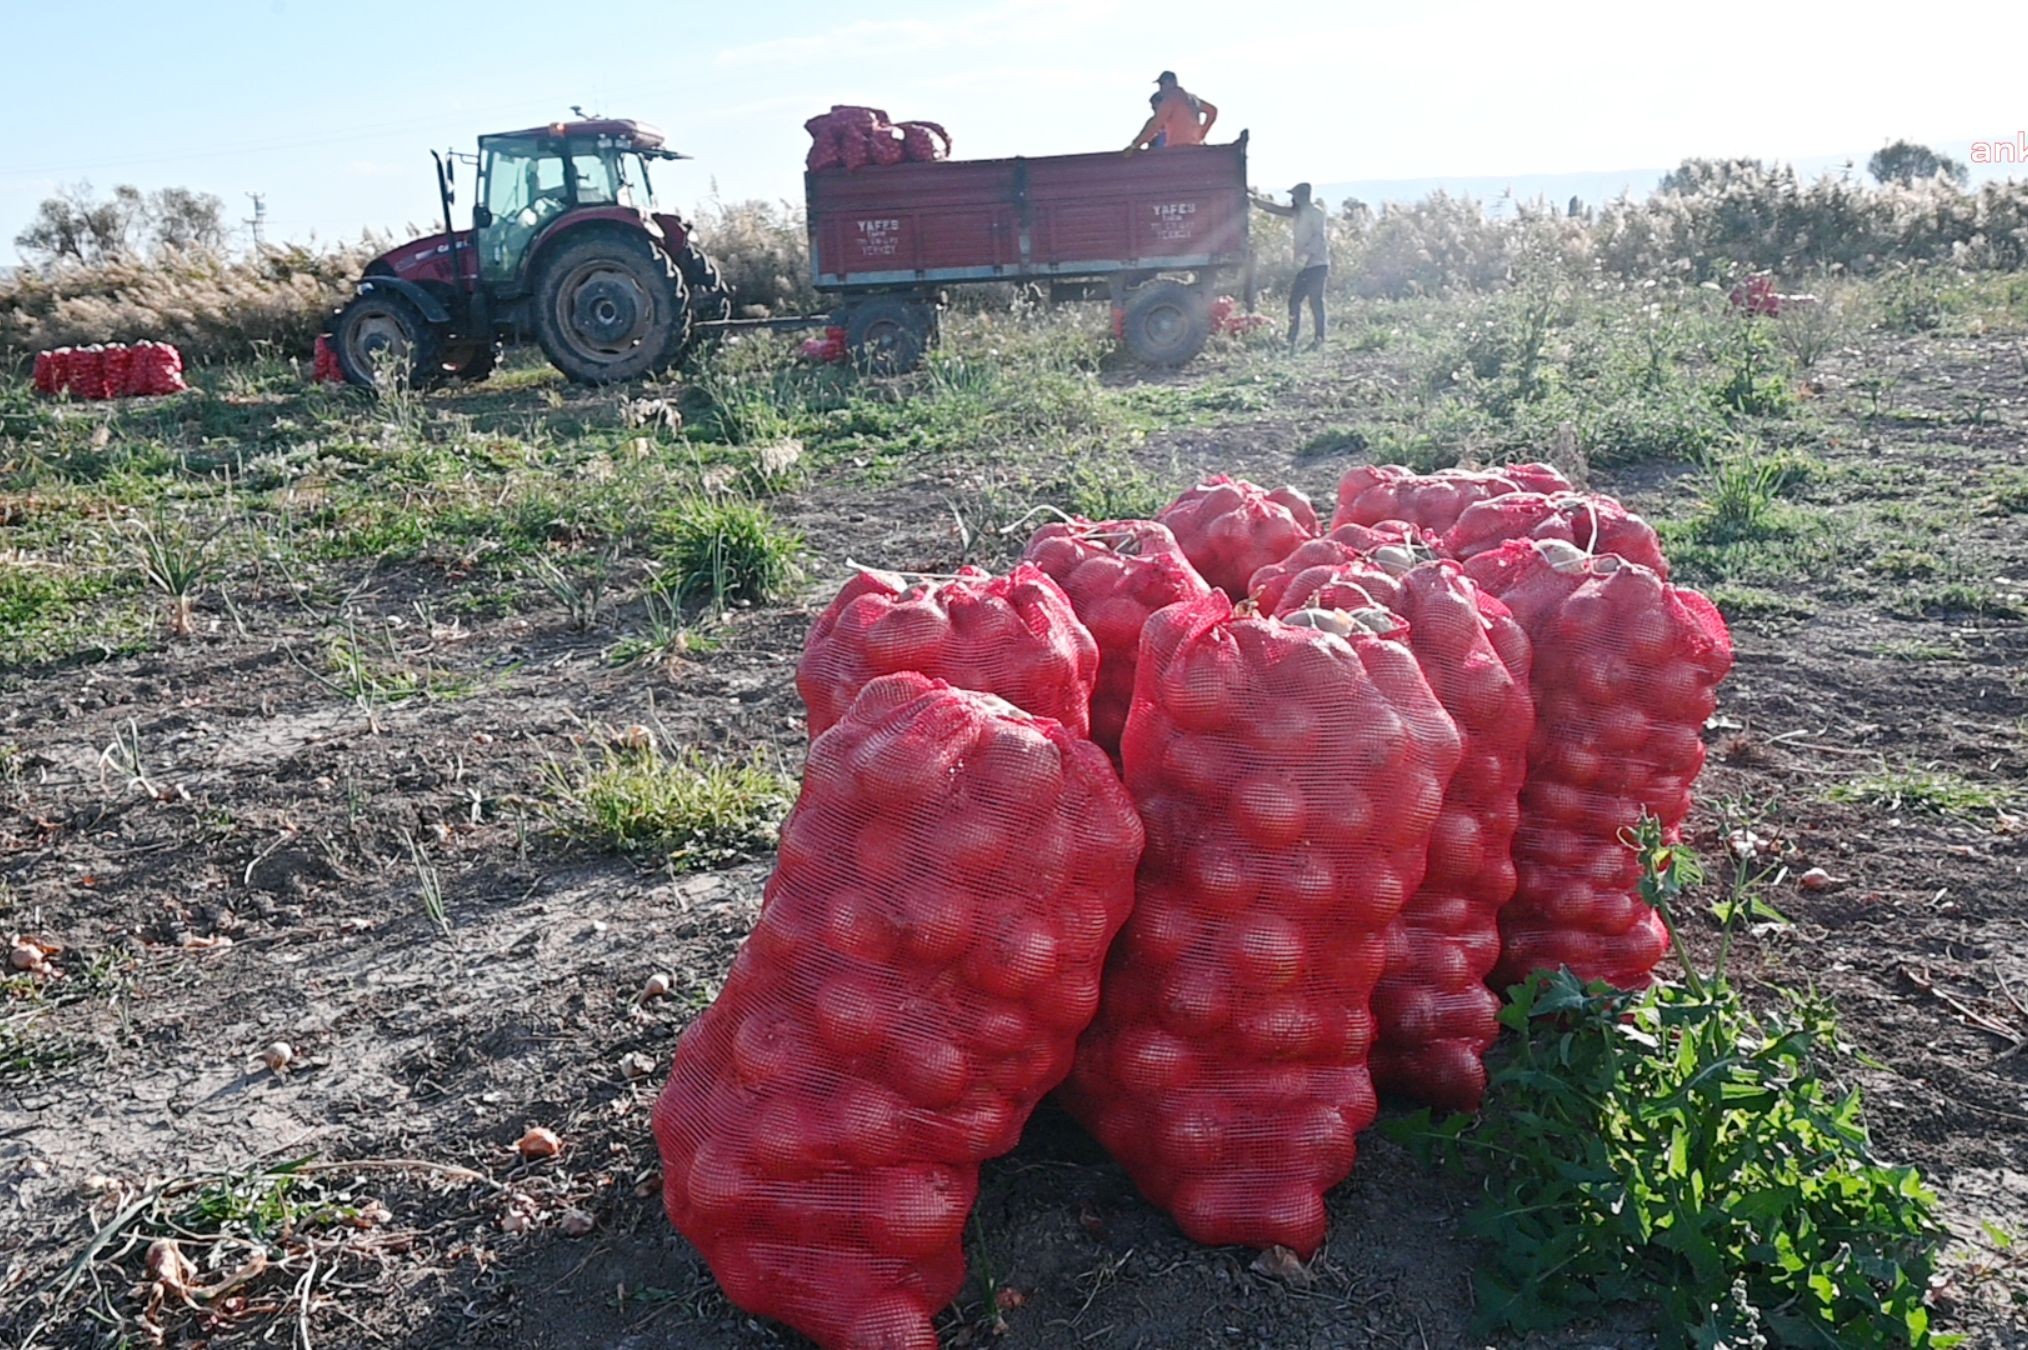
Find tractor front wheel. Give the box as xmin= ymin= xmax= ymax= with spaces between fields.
xmin=679 ymin=246 xmax=733 ymax=325
xmin=531 ymin=231 xmax=689 ymax=384
xmin=331 ymin=289 xmax=447 ymax=389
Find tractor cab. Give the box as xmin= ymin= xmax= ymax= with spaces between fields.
xmin=473 ymin=120 xmax=682 ymax=289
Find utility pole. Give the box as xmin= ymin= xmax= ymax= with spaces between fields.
xmin=244 ymin=192 xmax=267 ymax=250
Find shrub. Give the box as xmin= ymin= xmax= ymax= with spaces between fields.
xmin=1391 ymin=817 xmax=1954 ymax=1347
xmin=0 ymin=244 xmax=374 ymax=364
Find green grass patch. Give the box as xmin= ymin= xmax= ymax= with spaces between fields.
xmin=655 ymin=496 xmax=802 ymax=609
xmin=1827 ymin=767 xmax=2013 ymax=818
xmin=545 ymin=742 xmax=793 ymax=870
xmin=1706 ymin=584 xmax=1813 ymax=623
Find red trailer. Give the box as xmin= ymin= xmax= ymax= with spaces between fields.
xmin=803 ymin=135 xmax=1252 ymax=371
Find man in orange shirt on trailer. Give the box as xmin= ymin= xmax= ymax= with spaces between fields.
xmin=1125 ymin=71 xmax=1218 ymax=153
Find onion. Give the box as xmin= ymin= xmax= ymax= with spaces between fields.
xmin=516 ymin=1126 xmax=562 ymax=1160
xmin=146 ymin=1237 xmax=195 ymax=1293
xmin=260 ymin=1041 xmax=293 ymax=1073
xmin=642 ymin=973 xmax=673 ymax=1002
xmin=560 ymin=1208 xmax=596 ymax=1237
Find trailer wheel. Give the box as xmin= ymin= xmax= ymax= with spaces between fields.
xmin=1122 ymin=280 xmax=1210 ymax=367
xmin=844 ymin=297 xmax=932 ymax=375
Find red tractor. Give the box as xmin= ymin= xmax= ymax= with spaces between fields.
xmin=328 ymin=118 xmax=731 ymax=387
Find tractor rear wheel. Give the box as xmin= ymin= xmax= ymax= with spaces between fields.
xmin=531 ymin=231 xmax=689 ymax=384
xmin=1122 ymin=280 xmax=1209 ymax=367
xmin=331 ymin=289 xmax=447 ymax=389
xmin=679 ymin=247 xmax=733 ymax=325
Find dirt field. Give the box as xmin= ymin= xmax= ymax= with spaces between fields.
xmin=2 ymin=290 xmax=2025 ymax=1348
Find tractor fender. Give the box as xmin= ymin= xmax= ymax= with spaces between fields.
xmin=354 ymin=275 xmax=451 ymax=327
xmin=527 ymin=210 xmax=667 ymax=277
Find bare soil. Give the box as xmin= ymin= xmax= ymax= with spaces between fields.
xmin=2 ymin=323 xmax=2024 ymax=1349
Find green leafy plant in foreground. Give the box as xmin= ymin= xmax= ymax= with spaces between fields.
xmin=1389 ymin=816 xmax=1953 ymax=1347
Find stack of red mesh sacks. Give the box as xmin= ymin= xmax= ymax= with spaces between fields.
xmin=32 ymin=342 xmax=187 ymax=399
xmin=796 ymin=564 xmax=1097 ymax=740
xmin=1020 ymin=517 xmax=1212 ymax=760
xmin=1060 ymin=591 xmax=1462 ymax=1253
xmin=1463 ymin=537 xmax=1731 ymax=988
xmin=805 ymin=107 xmax=950 ymax=172
xmin=1249 ymin=541 xmax=1535 ymax=1110
xmin=653 ymin=672 xmax=1142 ymax=1350
xmin=1155 ymin=475 xmax=1318 ymax=597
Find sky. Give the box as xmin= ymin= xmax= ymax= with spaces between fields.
xmin=6 ymin=0 xmax=2028 ymax=261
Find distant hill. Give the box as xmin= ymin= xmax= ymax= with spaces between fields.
xmin=1311 ymin=140 xmax=2018 ymax=215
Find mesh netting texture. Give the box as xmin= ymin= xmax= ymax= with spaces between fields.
xmin=1462 ymin=539 xmax=1733 ymax=988
xmin=1442 ymin=491 xmax=1669 ymax=578
xmin=1330 ymin=462 xmax=1572 ymax=535
xmin=1155 ymin=475 xmax=1319 ymax=597
xmin=1059 ymin=592 xmax=1462 ymax=1255
xmin=1020 ymin=517 xmax=1212 ymax=759
xmin=797 ymin=564 xmax=1098 ymax=741
xmin=653 ymin=673 xmax=1142 ymax=1349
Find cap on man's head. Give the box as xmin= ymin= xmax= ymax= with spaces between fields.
xmin=1155 ymin=70 xmax=1177 ymax=85
xmin=1292 ymin=182 xmax=1314 ymax=200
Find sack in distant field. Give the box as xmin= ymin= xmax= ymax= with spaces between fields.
xmin=797 ymin=564 xmax=1097 ymax=741
xmin=1442 ymin=491 xmax=1668 ymax=578
xmin=1462 ymin=539 xmax=1731 ymax=990
xmin=1060 ymin=592 xmax=1460 ymax=1255
xmin=1020 ymin=517 xmax=1211 ymax=759
xmin=1155 ymin=475 xmax=1318 ymax=598
xmin=654 ymin=673 xmax=1142 ymax=1350
xmin=1331 ymin=463 xmax=1573 ymax=535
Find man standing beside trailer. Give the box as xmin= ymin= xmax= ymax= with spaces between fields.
xmin=1252 ymin=182 xmax=1329 ymax=351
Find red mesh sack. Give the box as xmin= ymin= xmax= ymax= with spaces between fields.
xmin=797 ymin=564 xmax=1098 ymax=741
xmin=1155 ymin=475 xmax=1318 ymax=598
xmin=897 ymin=121 xmax=950 ymax=162
xmin=1462 ymin=540 xmax=1732 ymax=989
xmin=1020 ymin=517 xmax=1212 ymax=759
xmin=312 ymin=334 xmax=345 ymax=384
xmin=1060 ymin=592 xmax=1462 ymax=1255
xmin=66 ymin=346 xmax=105 ymax=400
xmin=653 ymin=673 xmax=1143 ymax=1350
xmin=839 ymin=125 xmax=873 ymax=171
xmin=804 ymin=112 xmax=844 ymax=172
xmin=1442 ymin=491 xmax=1668 ymax=578
xmin=32 ymin=350 xmax=56 ymax=396
xmin=129 ymin=342 xmax=187 ymax=396
xmin=101 ymin=344 xmax=132 ymax=400
xmin=1244 ymin=521 xmax=1434 ymax=610
xmin=1330 ymin=462 xmax=1573 ymax=534
xmin=867 ymin=126 xmax=906 ymax=166
xmin=1264 ymin=559 xmax=1535 ymax=1108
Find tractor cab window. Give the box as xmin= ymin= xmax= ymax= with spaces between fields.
xmin=484 ymin=141 xmax=565 ymax=220
xmin=623 ymin=153 xmax=658 ymax=209
xmin=569 ymin=150 xmax=620 ymax=206
xmin=478 ymin=138 xmax=567 ymax=283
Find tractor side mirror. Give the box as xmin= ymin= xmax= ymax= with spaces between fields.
xmin=472 ymin=205 xmax=492 ymax=228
